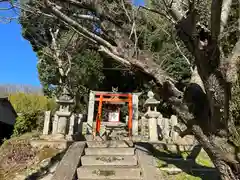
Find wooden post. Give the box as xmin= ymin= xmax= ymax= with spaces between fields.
xmin=128 ymin=94 xmax=133 ymax=136
xmin=96 ymin=95 xmax=103 ymax=134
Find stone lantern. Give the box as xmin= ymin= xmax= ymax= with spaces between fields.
xmin=143 ymin=91 xmax=160 ymax=141
xmin=54 ymin=86 xmax=74 ymax=139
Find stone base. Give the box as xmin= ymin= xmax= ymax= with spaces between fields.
xmin=31 ymin=135 xmax=74 ymax=149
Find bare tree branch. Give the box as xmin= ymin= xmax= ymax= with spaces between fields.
xmin=98 ymin=45 xmax=131 ymax=66
xmin=73 ymin=14 xmax=100 ymax=22
xmin=44 ymin=0 xmax=115 ymax=52
xmin=44 ymin=0 xmax=175 ymax=86
xmin=121 ymin=0 xmax=131 ymax=22
xmin=49 ymin=28 xmax=65 ymax=79
xmin=65 ymin=52 xmax=72 ymax=76
xmin=174 ymin=39 xmax=193 ymax=72
xmin=58 ymin=0 xmax=124 ymax=27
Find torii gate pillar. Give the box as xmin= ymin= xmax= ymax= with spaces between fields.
xmin=87 ymin=91 xmax=95 ymax=133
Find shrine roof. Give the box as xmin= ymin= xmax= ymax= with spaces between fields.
xmin=91 ymin=90 xmax=140 ymax=94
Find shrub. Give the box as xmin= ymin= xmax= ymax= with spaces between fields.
xmin=9 ymin=93 xmax=57 ymax=137
xmin=12 ymin=112 xmax=44 ymax=137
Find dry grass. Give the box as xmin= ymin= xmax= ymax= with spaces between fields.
xmin=0 ymin=132 xmax=61 ymax=180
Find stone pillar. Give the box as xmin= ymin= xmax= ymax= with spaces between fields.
xmin=132 ymin=120 xmax=138 ymax=136
xmin=157 ymin=113 xmax=163 ymax=127
xmin=140 ymin=117 xmax=149 ymax=140
xmin=87 ymin=91 xmax=95 ymax=134
xmin=76 ymin=114 xmax=83 ymax=133
xmin=43 ymin=111 xmax=51 ymax=135
xmin=132 ymin=94 xmax=139 ymax=136
xmin=66 ymin=114 xmax=75 ymax=140
xmin=148 ymin=117 xmax=158 ymax=141
xmin=52 ymin=114 xmax=58 ymax=134
xmin=162 ymin=118 xmax=170 ymax=140
xmin=157 ymin=113 xmax=163 ymax=139
xmin=170 ymin=115 xmax=178 ymax=142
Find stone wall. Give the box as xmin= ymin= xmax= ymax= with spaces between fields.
xmin=42 ymin=111 xmax=86 ymax=139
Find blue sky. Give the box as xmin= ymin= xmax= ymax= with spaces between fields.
xmin=0 ymin=2 xmax=40 ymax=86
xmin=0 ymin=0 xmax=144 ymax=87
xmin=133 ymin=0 xmax=145 ymax=6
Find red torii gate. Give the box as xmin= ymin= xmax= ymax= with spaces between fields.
xmin=94 ymin=92 xmax=133 ymax=136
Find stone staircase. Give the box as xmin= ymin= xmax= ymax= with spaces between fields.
xmin=77 ymin=140 xmax=142 ymax=180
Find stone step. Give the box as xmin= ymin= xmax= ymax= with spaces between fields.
xmin=81 ymin=155 xmax=138 ymax=166
xmin=87 ymin=140 xmax=133 ymax=148
xmin=77 ymin=166 xmax=141 ymax=179
xmin=85 ymin=147 xmax=135 ymax=156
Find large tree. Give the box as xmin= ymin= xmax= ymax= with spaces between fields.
xmin=18 ymin=0 xmax=191 ymax=113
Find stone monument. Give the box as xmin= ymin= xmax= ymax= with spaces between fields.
xmin=141 ymin=91 xmax=161 ymax=142
xmin=54 ymin=86 xmax=74 ymax=139
xmin=43 ymin=111 xmax=51 ymax=135
xmin=158 ymin=116 xmax=170 ymax=140
xmin=169 ymin=115 xmax=178 ymax=142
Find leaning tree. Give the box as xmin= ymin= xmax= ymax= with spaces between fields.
xmin=2 ymin=0 xmax=240 ymax=179
xmin=17 ymin=0 xmax=192 ymax=112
